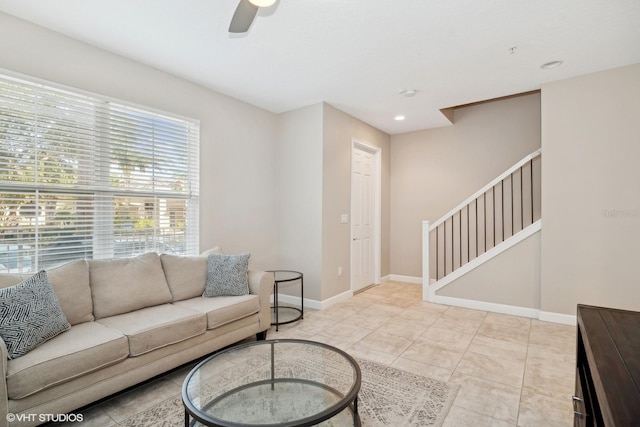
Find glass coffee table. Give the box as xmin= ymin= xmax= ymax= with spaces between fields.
xmin=182 ymin=339 xmax=361 ymax=427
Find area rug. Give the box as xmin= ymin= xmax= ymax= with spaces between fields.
xmin=116 ymin=357 xmax=458 ymax=427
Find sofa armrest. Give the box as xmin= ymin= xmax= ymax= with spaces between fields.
xmin=247 ymin=270 xmax=273 ymax=332
xmin=0 ymin=337 xmax=9 ymax=426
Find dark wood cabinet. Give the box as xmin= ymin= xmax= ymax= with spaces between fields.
xmin=575 ymin=305 xmax=640 ymax=426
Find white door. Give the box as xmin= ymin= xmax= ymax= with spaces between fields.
xmin=351 ymin=144 xmax=376 ymax=292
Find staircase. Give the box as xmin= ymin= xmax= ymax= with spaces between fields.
xmin=422 ymin=149 xmax=542 ymax=301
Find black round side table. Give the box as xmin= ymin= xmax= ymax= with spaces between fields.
xmin=267 ymin=270 xmax=303 ymax=331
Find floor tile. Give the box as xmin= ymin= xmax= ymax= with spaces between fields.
xmin=391 ymin=357 xmax=453 ymax=383
xmin=346 ymin=342 xmax=398 ymax=365
xmin=401 ymin=340 xmax=465 ymax=370
xmin=443 ymin=306 xmax=488 ymax=321
xmin=307 ymin=333 xmax=352 ymax=351
xmin=309 ymin=305 xmax=359 ymax=321
xmin=316 ymin=321 xmax=374 ymax=344
xmin=356 ymin=331 xmax=414 ymax=355
xmin=346 ymin=312 xmax=391 ymax=329
xmin=363 ymin=302 xmax=405 ymax=316
xmin=377 ymin=295 xmax=416 ymax=307
xmin=405 ymin=300 xmax=450 ymax=314
xmin=523 ymin=363 xmax=574 ymax=401
xmin=417 ymin=326 xmax=475 ymax=352
xmin=517 ymin=388 xmax=573 ymax=427
xmin=528 ymin=320 xmax=576 ymax=351
xmin=467 ymin=333 xmax=528 ymax=363
xmin=374 ymin=317 xmax=428 ymax=340
xmin=451 ymin=375 xmax=521 ymax=423
xmin=285 ymin=313 xmax=339 ymax=335
xmin=476 ymin=322 xmax=530 ymax=344
xmin=454 ymin=352 xmax=525 ymax=389
xmin=431 ymin=314 xmax=484 ymax=335
xmin=331 ymin=297 xmax=374 ymax=312
xmin=526 ymin=342 xmax=575 ymax=372
xmin=482 ymin=311 xmax=532 ymax=330
xmin=396 ymin=307 xmax=441 ymax=325
xmin=442 ymin=406 xmax=514 ymax=427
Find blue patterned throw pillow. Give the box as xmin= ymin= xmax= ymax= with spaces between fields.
xmin=203 ymin=253 xmax=250 ymax=297
xmin=0 ymin=270 xmax=71 ymax=359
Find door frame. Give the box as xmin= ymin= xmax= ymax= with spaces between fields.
xmin=350 ymin=138 xmax=382 ymax=292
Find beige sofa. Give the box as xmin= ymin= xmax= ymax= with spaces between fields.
xmin=0 ymin=252 xmax=273 ymax=427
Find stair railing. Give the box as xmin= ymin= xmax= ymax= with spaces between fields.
xmin=422 ymin=149 xmax=541 ymax=294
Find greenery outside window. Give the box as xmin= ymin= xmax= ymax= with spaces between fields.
xmin=0 ymin=73 xmax=200 ymax=273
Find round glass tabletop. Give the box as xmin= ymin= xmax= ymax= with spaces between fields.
xmin=269 ymin=270 xmax=303 ymax=283
xmin=182 ymin=339 xmax=361 ymax=427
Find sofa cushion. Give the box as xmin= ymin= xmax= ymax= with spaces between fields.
xmin=89 ymin=252 xmax=173 ymax=319
xmin=173 ymin=295 xmax=259 ymax=330
xmin=0 ymin=271 xmax=71 ymax=359
xmin=6 ymin=321 xmax=128 ymax=399
xmin=0 ymin=260 xmax=93 ymax=325
xmin=203 ymin=253 xmax=250 ymax=297
xmin=160 ymin=254 xmax=207 ymax=301
xmin=47 ymin=260 xmax=93 ymax=325
xmin=97 ymin=304 xmax=206 ymax=356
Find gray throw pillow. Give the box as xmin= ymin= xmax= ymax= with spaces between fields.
xmin=0 ymin=270 xmax=71 ymax=359
xmin=203 ymin=253 xmax=250 ymax=297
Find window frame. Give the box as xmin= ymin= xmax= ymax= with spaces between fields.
xmin=0 ymin=70 xmax=200 ymax=272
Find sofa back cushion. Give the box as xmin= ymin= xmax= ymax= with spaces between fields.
xmin=0 ymin=260 xmax=93 ymax=325
xmin=160 ymin=254 xmax=207 ymax=301
xmin=89 ymin=252 xmax=173 ymax=319
xmin=47 ymin=260 xmax=93 ymax=325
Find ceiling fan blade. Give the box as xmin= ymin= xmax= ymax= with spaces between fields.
xmin=229 ymin=0 xmax=259 ymax=33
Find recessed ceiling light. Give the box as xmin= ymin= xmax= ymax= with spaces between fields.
xmin=398 ymin=89 xmax=417 ymax=98
xmin=394 ymin=115 xmax=405 ymax=121
xmin=540 ymin=60 xmax=563 ymax=70
xmin=249 ymin=0 xmax=276 ymax=6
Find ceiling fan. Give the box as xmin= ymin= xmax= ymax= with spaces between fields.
xmin=229 ymin=0 xmax=276 ymax=33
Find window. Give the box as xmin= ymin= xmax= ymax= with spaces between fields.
xmin=0 ymin=73 xmax=199 ymax=273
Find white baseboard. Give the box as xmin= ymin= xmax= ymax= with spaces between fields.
xmin=432 ymin=295 xmax=540 ymax=319
xmin=539 ymin=311 xmax=577 ymax=326
xmin=275 ymin=290 xmax=353 ymax=311
xmin=431 ymin=295 xmax=577 ymax=325
xmin=388 ymin=274 xmax=422 ymax=284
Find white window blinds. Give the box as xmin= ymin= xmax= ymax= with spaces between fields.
xmin=0 ymin=74 xmax=199 ymax=273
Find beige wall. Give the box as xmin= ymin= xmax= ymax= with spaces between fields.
xmin=275 ymin=103 xmax=390 ymax=302
xmin=390 ymin=93 xmax=542 ymax=277
xmin=541 ymin=64 xmax=640 ymax=315
xmin=322 ymin=104 xmax=390 ymax=300
xmin=276 ymin=104 xmax=324 ymax=300
xmin=437 ymin=231 xmax=541 ymax=309
xmin=0 ymin=13 xmax=279 ymax=270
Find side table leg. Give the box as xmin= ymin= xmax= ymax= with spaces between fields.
xmin=184 ymin=409 xmax=189 ymax=427
xmin=274 ymin=281 xmax=279 ymax=331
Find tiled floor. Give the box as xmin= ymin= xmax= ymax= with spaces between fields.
xmin=66 ymin=281 xmax=577 ymax=426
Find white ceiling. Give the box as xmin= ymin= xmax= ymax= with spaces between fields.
xmin=1 ymin=0 xmax=639 ymax=134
